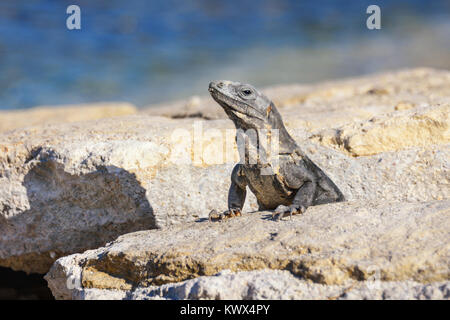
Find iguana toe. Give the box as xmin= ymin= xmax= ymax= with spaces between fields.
xmin=208 ymin=209 xmax=220 ymax=222
xmin=272 ymin=205 xmax=305 ymax=221
xmin=208 ymin=208 xmax=241 ymax=222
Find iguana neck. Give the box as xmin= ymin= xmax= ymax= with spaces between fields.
xmin=236 ymin=124 xmax=298 ymax=165
xmin=276 ymin=125 xmax=298 ymax=154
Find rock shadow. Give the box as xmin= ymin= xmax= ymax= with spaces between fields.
xmin=1 ymin=158 xmax=155 ymax=274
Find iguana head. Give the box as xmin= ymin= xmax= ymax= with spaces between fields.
xmin=208 ymin=80 xmax=283 ymax=131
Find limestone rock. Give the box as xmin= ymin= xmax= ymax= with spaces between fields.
xmin=0 ymin=102 xmax=137 ymax=133
xmin=278 ymin=68 xmax=449 ymax=132
xmin=1 ymin=111 xmax=448 ymax=274
xmin=45 ymin=200 xmax=450 ymax=299
xmin=0 ymin=116 xmax=252 ymax=274
xmin=144 ymin=68 xmax=450 ymax=132
xmin=45 ymin=269 xmax=450 ymax=300
xmin=131 ymin=271 xmax=450 ymax=300
xmin=1 ymin=68 xmax=449 ymax=275
xmin=143 ymin=96 xmax=225 ymax=120
xmin=312 ymin=104 xmax=449 ymax=156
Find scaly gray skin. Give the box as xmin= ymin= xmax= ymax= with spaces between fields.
xmin=208 ymin=80 xmax=345 ymax=221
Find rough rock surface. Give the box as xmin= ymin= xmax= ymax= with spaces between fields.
xmin=312 ymin=104 xmax=449 ymax=156
xmin=129 ymin=270 xmax=450 ymax=300
xmin=0 ymin=102 xmax=137 ymax=133
xmin=1 ymin=114 xmax=448 ymax=273
xmin=47 ymin=269 xmax=450 ymax=300
xmin=0 ymin=115 xmax=249 ymax=273
xmin=1 ymin=68 xmax=449 ymax=283
xmin=45 ymin=200 xmax=450 ymax=299
xmin=145 ymin=68 xmax=450 ymax=130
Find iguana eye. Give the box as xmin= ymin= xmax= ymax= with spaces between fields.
xmin=238 ymin=86 xmax=255 ymax=99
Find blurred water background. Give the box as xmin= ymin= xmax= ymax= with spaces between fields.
xmin=0 ymin=0 xmax=449 ymax=110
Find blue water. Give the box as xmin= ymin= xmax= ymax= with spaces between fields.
xmin=0 ymin=0 xmax=449 ymax=110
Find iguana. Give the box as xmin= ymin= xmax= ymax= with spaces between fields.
xmin=208 ymin=80 xmax=345 ymax=221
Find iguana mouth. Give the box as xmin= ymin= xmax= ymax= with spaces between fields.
xmin=209 ymin=86 xmax=267 ymax=126
xmin=209 ymin=86 xmax=245 ymax=114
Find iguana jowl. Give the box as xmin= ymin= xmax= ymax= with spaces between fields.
xmin=208 ymin=80 xmax=345 ymax=221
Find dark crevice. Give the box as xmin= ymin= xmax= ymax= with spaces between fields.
xmin=171 ymin=112 xmax=212 ymax=120
xmin=0 ymin=266 xmax=54 ymax=300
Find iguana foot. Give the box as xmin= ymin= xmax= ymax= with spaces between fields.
xmin=272 ymin=205 xmax=305 ymax=221
xmin=208 ymin=208 xmax=242 ymax=222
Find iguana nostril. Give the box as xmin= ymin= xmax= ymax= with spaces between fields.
xmin=217 ymin=82 xmax=224 ymax=88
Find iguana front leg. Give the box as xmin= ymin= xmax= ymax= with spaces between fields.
xmin=209 ymin=164 xmax=247 ymax=222
xmin=272 ymin=180 xmax=316 ymax=220
xmin=272 ymin=162 xmax=317 ymax=221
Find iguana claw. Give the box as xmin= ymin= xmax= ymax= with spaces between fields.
xmin=272 ymin=205 xmax=305 ymax=221
xmin=208 ymin=208 xmax=242 ymax=222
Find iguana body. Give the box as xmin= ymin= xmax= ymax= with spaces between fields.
xmin=208 ymin=80 xmax=345 ymax=221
